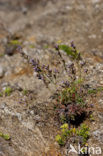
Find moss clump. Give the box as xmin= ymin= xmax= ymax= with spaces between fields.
xmin=4 ymin=87 xmax=12 ymax=96
xmin=0 ymin=132 xmax=10 ymax=140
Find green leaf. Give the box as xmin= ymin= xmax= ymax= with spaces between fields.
xmin=4 ymin=87 xmax=12 ymax=96
xmin=0 ymin=132 xmax=10 ymax=140
xmin=2 ymin=134 xmax=10 ymax=140
xmin=59 ymin=44 xmax=78 ymax=59
xmin=10 ymin=40 xmax=21 ymax=46
xmin=0 ymin=132 xmax=3 ymax=137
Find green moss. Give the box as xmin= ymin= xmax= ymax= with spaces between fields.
xmin=43 ymin=45 xmax=49 ymax=49
xmin=88 ymin=87 xmax=103 ymax=94
xmin=0 ymin=93 xmax=2 ymax=97
xmin=4 ymin=87 xmax=12 ymax=96
xmin=10 ymin=40 xmax=21 ymax=46
xmin=0 ymin=132 xmax=10 ymax=140
xmin=23 ymin=89 xmax=28 ymax=95
xmin=88 ymin=89 xmax=97 ymax=94
xmin=0 ymin=53 xmax=4 ymax=57
xmin=29 ymin=44 xmax=35 ymax=48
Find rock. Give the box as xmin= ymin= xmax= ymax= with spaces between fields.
xmin=93 ymin=128 xmax=103 ymax=143
xmin=22 ymin=7 xmax=28 ymax=15
xmin=93 ymin=130 xmax=101 ymax=137
xmin=1 ymin=82 xmax=9 ymax=88
xmin=0 ymin=66 xmax=5 ymax=78
xmin=0 ymin=103 xmax=7 ymax=110
xmin=0 ymin=137 xmax=20 ymax=156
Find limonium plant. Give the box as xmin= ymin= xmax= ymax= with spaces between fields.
xmin=17 ymin=41 xmax=94 ymax=147
xmin=17 ymin=42 xmax=91 ymax=123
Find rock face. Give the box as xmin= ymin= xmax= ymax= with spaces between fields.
xmin=0 ymin=0 xmax=103 ymax=156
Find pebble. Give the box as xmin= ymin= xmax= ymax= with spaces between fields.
xmin=22 ymin=7 xmax=28 ymax=15
xmin=0 ymin=103 xmax=7 ymax=110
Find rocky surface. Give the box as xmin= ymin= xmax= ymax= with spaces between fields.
xmin=0 ymin=0 xmax=103 ymax=155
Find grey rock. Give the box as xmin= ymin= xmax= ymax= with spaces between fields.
xmin=22 ymin=7 xmax=28 ymax=15
xmin=1 ymin=82 xmax=9 ymax=88
xmin=93 ymin=130 xmax=101 ymax=136
xmin=0 ymin=103 xmax=7 ymax=110
xmin=93 ymin=128 xmax=103 ymax=143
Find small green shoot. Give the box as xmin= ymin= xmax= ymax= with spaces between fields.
xmin=55 ymin=123 xmax=69 ymax=145
xmin=0 ymin=132 xmax=10 ymax=140
xmin=43 ymin=45 xmax=49 ymax=49
xmin=4 ymin=87 xmax=12 ymax=96
xmin=55 ymin=134 xmax=65 ymax=145
xmin=10 ymin=40 xmax=21 ymax=46
xmin=0 ymin=93 xmax=2 ymax=97
xmin=23 ymin=89 xmax=28 ymax=95
xmin=29 ymin=44 xmax=35 ymax=48
xmin=0 ymin=53 xmax=4 ymax=57
xmin=88 ymin=87 xmax=103 ymax=94
xmin=77 ymin=124 xmax=89 ymax=145
xmin=89 ymin=114 xmax=95 ymax=121
xmin=59 ymin=44 xmax=79 ymax=59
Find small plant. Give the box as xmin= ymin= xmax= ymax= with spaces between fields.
xmin=77 ymin=124 xmax=89 ymax=145
xmin=88 ymin=87 xmax=103 ymax=94
xmin=53 ymin=42 xmax=90 ymax=125
xmin=23 ymin=89 xmax=28 ymax=95
xmin=89 ymin=114 xmax=95 ymax=121
xmin=0 ymin=132 xmax=10 ymax=140
xmin=17 ymin=42 xmax=92 ymax=124
xmin=0 ymin=53 xmax=4 ymax=57
xmin=4 ymin=87 xmax=12 ymax=96
xmin=55 ymin=134 xmax=65 ymax=146
xmin=59 ymin=43 xmax=80 ymax=60
xmin=0 ymin=92 xmax=2 ymax=97
xmin=18 ymin=42 xmax=92 ymax=147
xmin=9 ymin=40 xmax=21 ymax=46
xmin=56 ymin=123 xmax=89 ymax=146
xmin=55 ymin=80 xmax=87 ymax=124
xmin=17 ymin=46 xmax=59 ymax=88
xmin=43 ymin=45 xmax=49 ymax=49
xmin=29 ymin=44 xmax=35 ymax=48
xmin=55 ymin=123 xmax=69 ymax=145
